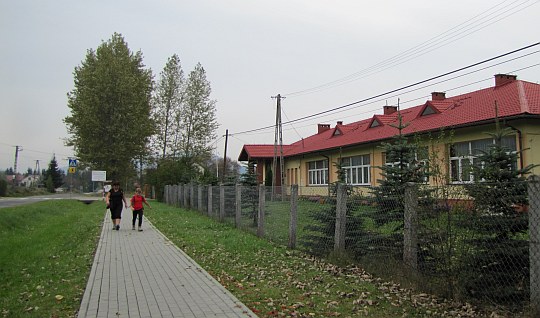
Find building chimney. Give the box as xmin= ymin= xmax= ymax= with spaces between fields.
xmin=336 ymin=121 xmax=343 ymax=126
xmin=318 ymin=124 xmax=331 ymax=134
xmin=431 ymin=92 xmax=446 ymax=101
xmin=383 ymin=105 xmax=398 ymax=115
xmin=495 ymin=74 xmax=517 ymax=87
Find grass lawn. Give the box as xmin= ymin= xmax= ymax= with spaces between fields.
xmin=0 ymin=200 xmax=103 ymax=318
xmin=0 ymin=199 xmax=475 ymax=317
xmin=146 ymin=202 xmax=461 ymax=317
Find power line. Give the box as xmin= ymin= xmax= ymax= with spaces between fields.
xmin=277 ymin=50 xmax=539 ymax=137
xmin=227 ymin=61 xmax=539 ymax=147
xmin=285 ymin=0 xmax=539 ymax=97
xmin=229 ymin=42 xmax=539 ymax=136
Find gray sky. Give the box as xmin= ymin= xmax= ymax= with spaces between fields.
xmin=1 ymin=0 xmax=539 ymax=172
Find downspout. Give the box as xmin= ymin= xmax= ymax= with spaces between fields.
xmin=506 ymin=124 xmax=524 ymax=171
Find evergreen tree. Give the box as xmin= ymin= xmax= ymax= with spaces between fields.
xmin=64 ymin=33 xmax=154 ymax=181
xmin=371 ymin=112 xmax=427 ymax=226
xmin=301 ymin=162 xmax=366 ymax=259
xmin=152 ymin=54 xmax=185 ymax=159
xmin=240 ymin=161 xmax=259 ymax=227
xmin=461 ymin=115 xmax=535 ymax=303
xmin=43 ymin=156 xmax=64 ymax=191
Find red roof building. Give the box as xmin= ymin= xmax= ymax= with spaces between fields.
xmin=239 ymin=74 xmax=540 ymax=192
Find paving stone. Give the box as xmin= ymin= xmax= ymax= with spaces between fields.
xmin=78 ymin=209 xmax=256 ymax=317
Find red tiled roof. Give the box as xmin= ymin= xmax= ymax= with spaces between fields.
xmin=238 ymin=144 xmax=295 ymax=161
xmin=239 ymin=78 xmax=540 ymax=160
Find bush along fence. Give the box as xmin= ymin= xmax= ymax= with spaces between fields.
xmin=163 ymin=179 xmax=540 ymax=316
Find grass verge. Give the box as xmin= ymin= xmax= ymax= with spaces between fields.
xmin=146 ymin=202 xmax=467 ymax=317
xmin=0 ymin=200 xmax=103 ymax=318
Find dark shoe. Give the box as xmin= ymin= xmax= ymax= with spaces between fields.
xmin=116 ymin=225 xmax=120 ymax=231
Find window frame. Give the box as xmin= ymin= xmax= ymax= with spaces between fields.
xmin=307 ymin=160 xmax=329 ymax=186
xmin=449 ymin=136 xmax=517 ymax=184
xmin=341 ymin=154 xmax=371 ymax=185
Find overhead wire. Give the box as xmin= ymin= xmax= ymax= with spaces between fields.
xmin=285 ymin=0 xmax=539 ymax=97
xmin=231 ymin=60 xmax=539 ymax=140
xmin=228 ymin=42 xmax=539 ymax=137
xmin=277 ymin=50 xmax=540 ymax=133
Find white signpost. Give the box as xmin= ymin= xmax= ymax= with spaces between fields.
xmin=92 ymin=171 xmax=107 ymax=182
xmin=91 ymin=171 xmax=107 ymax=194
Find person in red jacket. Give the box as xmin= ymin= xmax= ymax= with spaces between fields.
xmin=130 ymin=187 xmax=152 ymax=231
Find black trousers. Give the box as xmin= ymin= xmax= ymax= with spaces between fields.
xmin=132 ymin=209 xmax=144 ymax=227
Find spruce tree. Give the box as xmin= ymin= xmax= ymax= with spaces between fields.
xmin=462 ymin=115 xmax=535 ymax=303
xmin=301 ymin=162 xmax=366 ymax=259
xmin=43 ymin=155 xmax=64 ymax=190
xmin=240 ymin=161 xmax=259 ymax=227
xmin=371 ymin=112 xmax=426 ymax=226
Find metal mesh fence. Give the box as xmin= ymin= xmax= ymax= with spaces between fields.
xmin=163 ymin=180 xmax=540 ymax=316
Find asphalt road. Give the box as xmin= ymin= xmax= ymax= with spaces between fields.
xmin=0 ymin=193 xmax=102 ymax=209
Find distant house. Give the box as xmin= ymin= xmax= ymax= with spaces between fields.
xmin=238 ymin=74 xmax=540 ymax=195
xmin=21 ymin=175 xmax=40 ymax=188
xmin=5 ymin=174 xmax=24 ymax=185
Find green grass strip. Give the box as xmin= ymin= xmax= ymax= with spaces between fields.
xmin=0 ymin=200 xmax=103 ymax=318
xmin=147 ymin=203 xmax=441 ymax=317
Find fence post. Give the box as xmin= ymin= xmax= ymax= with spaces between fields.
xmin=183 ymin=184 xmax=189 ymax=208
xmin=207 ymin=185 xmax=213 ymax=217
xmin=172 ymin=184 xmax=178 ymax=207
xmin=180 ymin=183 xmax=184 ymax=207
xmin=164 ymin=185 xmax=169 ymax=204
xmin=528 ymin=175 xmax=540 ymax=317
xmin=198 ymin=185 xmax=202 ymax=212
xmin=188 ymin=183 xmax=193 ymax=209
xmin=288 ymin=185 xmax=298 ymax=249
xmin=403 ymin=182 xmax=418 ymax=270
xmin=179 ymin=184 xmax=183 ymax=207
xmin=258 ymin=185 xmax=265 ymax=237
xmin=219 ymin=184 xmax=225 ymax=222
xmin=235 ymin=184 xmax=242 ymax=228
xmin=334 ymin=183 xmax=347 ymax=252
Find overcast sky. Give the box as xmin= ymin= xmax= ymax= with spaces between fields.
xmin=1 ymin=0 xmax=538 ymax=172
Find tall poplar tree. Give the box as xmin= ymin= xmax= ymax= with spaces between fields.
xmin=152 ymin=54 xmax=185 ymax=159
xmin=178 ymin=63 xmax=218 ymax=162
xmin=64 ymin=33 xmax=154 ymax=181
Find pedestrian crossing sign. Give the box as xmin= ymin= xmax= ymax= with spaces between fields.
xmin=69 ymin=159 xmax=77 ymax=167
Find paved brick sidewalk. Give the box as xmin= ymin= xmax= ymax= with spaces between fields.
xmin=78 ymin=209 xmax=257 ymax=318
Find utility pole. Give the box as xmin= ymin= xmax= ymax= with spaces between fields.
xmin=13 ymin=145 xmax=22 ymax=174
xmin=271 ymin=94 xmax=285 ymax=201
xmin=13 ymin=145 xmax=22 ymax=185
xmin=222 ymin=129 xmax=228 ymax=183
xmin=34 ymin=160 xmax=41 ymax=175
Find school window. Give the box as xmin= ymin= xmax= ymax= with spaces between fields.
xmin=308 ymin=160 xmax=328 ymax=185
xmin=341 ymin=154 xmax=371 ymax=185
xmin=449 ymin=136 xmax=517 ymax=183
xmin=383 ymin=146 xmax=429 ymax=183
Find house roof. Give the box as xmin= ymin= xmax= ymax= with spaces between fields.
xmin=238 ymin=76 xmax=540 ymax=161
xmin=238 ymin=144 xmax=295 ymax=161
